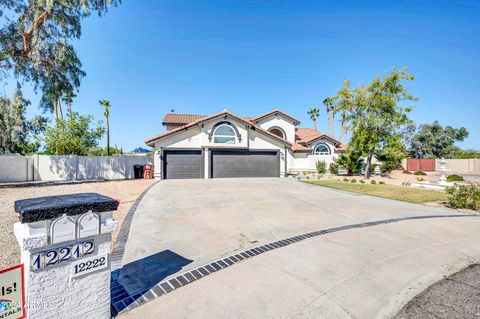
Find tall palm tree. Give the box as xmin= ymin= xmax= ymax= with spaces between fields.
xmin=323 ymin=98 xmax=334 ymax=135
xmin=63 ymin=92 xmax=77 ymax=118
xmin=307 ymin=107 xmax=320 ymax=131
xmin=99 ymin=100 xmax=111 ymax=156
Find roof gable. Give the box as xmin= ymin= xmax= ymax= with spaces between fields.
xmin=146 ymin=111 xmax=293 ymax=147
xmin=251 ymin=109 xmax=301 ymax=126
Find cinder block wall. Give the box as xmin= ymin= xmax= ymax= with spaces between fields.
xmin=0 ymin=155 xmax=153 ymax=182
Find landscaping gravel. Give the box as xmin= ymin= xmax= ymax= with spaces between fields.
xmin=0 ymin=179 xmax=155 ymax=270
xmin=395 ymin=264 xmax=480 ymax=319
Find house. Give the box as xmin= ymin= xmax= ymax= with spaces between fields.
xmin=145 ymin=109 xmax=346 ymax=179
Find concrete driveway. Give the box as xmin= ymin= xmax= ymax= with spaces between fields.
xmin=116 ymin=178 xmax=480 ymax=318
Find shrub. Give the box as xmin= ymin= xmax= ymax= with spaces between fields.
xmin=402 ymin=181 xmax=411 ymax=186
xmin=416 ymin=177 xmax=426 ymax=182
xmin=370 ymin=163 xmax=378 ymax=173
xmin=351 ymin=179 xmax=357 ymax=183
xmin=316 ymin=160 xmax=327 ymax=174
xmin=343 ymin=178 xmax=349 ymax=182
xmin=446 ymin=185 xmax=480 ymax=211
xmin=379 ymin=181 xmax=386 ymax=185
xmin=329 ymin=162 xmax=339 ymax=175
xmin=414 ymin=171 xmax=427 ymax=176
xmin=402 ymin=170 xmax=412 ymax=175
xmin=359 ymin=179 xmax=365 ymax=184
xmin=371 ymin=180 xmax=377 ymax=185
xmin=337 ymin=152 xmax=364 ymax=176
xmin=447 ymin=174 xmax=465 ymax=182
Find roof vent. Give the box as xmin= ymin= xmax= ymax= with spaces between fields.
xmin=223 ymin=108 xmax=228 ymax=112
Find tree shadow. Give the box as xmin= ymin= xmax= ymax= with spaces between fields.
xmin=111 ymin=250 xmax=193 ymax=316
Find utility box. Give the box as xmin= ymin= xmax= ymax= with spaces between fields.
xmin=14 ymin=193 xmax=119 ymax=319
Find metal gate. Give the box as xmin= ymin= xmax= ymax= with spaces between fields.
xmin=407 ymin=158 xmax=435 ymax=171
xmin=163 ymin=150 xmax=203 ymax=179
xmin=210 ymin=150 xmax=280 ymax=178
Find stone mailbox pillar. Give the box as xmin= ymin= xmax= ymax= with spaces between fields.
xmin=13 ymin=193 xmax=119 ymax=319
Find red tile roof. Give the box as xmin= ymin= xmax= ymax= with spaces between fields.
xmin=146 ymin=110 xmax=293 ymax=146
xmin=148 ymin=110 xmax=346 ymax=152
xmin=162 ymin=113 xmax=208 ymax=125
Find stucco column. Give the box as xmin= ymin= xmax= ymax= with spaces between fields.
xmin=154 ymin=149 xmax=162 ymax=179
xmin=14 ymin=193 xmax=119 ymax=319
xmin=204 ymin=147 xmax=209 ymax=179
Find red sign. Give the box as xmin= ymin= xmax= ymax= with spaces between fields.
xmin=0 ymin=264 xmax=25 ymax=319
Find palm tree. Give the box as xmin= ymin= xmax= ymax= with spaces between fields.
xmin=307 ymin=107 xmax=320 ymax=131
xmin=336 ymin=152 xmax=364 ymax=176
xmin=323 ymin=98 xmax=335 ymax=136
xmin=63 ymin=92 xmax=77 ymax=118
xmin=99 ymin=100 xmax=111 ymax=156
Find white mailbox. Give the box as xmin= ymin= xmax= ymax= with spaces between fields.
xmin=50 ymin=214 xmax=76 ymax=244
xmin=14 ymin=193 xmax=119 ymax=319
xmin=78 ymin=212 xmax=100 ymax=238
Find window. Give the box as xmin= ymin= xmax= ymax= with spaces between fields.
xmin=313 ymin=143 xmax=330 ymax=155
xmin=268 ymin=127 xmax=285 ymax=139
xmin=213 ymin=124 xmax=236 ymax=144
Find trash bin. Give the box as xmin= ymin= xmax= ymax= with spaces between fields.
xmin=133 ymin=164 xmax=144 ymax=179
xmin=143 ymin=164 xmax=153 ymax=179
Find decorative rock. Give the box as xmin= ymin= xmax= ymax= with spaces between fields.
xmin=15 ymin=192 xmax=119 ymax=223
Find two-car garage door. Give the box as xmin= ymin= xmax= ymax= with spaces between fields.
xmin=163 ymin=149 xmax=279 ymax=179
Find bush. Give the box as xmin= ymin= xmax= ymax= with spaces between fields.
xmin=402 ymin=170 xmax=412 ymax=175
xmin=371 ymin=180 xmax=377 ymax=185
xmin=351 ymin=179 xmax=357 ymax=183
xmin=359 ymin=179 xmax=365 ymax=184
xmin=337 ymin=152 xmax=364 ymax=176
xmin=416 ymin=177 xmax=426 ymax=182
xmin=316 ymin=160 xmax=327 ymax=174
xmin=370 ymin=163 xmax=378 ymax=173
xmin=446 ymin=185 xmax=480 ymax=211
xmin=329 ymin=162 xmax=339 ymax=175
xmin=414 ymin=171 xmax=427 ymax=176
xmin=447 ymin=174 xmax=465 ymax=182
xmin=343 ymin=178 xmax=349 ymax=182
xmin=379 ymin=181 xmax=386 ymax=185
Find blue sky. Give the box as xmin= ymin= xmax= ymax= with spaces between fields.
xmin=3 ymin=0 xmax=479 ymax=151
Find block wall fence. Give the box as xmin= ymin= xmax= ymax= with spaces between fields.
xmin=0 ymin=154 xmax=153 ymax=183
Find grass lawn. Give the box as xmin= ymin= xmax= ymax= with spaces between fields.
xmin=305 ymin=180 xmax=448 ymax=204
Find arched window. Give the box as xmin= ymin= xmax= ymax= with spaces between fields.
xmin=213 ymin=124 xmax=236 ymax=144
xmin=313 ymin=143 xmax=330 ymax=155
xmin=268 ymin=127 xmax=285 ymax=139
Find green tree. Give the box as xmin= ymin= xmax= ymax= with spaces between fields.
xmin=307 ymin=107 xmax=320 ymax=131
xmin=44 ymin=112 xmax=104 ymax=155
xmin=0 ymin=0 xmax=120 ymax=98
xmin=99 ymin=100 xmax=111 ymax=156
xmin=409 ymin=121 xmax=469 ymax=158
xmin=0 ymin=85 xmax=47 ymax=154
xmin=336 ymin=152 xmax=364 ymax=176
xmin=454 ymin=148 xmax=480 ymax=159
xmin=326 ymin=68 xmax=417 ymax=179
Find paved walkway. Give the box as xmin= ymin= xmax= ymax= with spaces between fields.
xmin=115 ymin=178 xmax=480 ymax=318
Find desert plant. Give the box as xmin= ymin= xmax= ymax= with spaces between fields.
xmin=446 ymin=185 xmax=480 ymax=211
xmin=402 ymin=181 xmax=411 ymax=186
xmin=414 ymin=171 xmax=427 ymax=176
xmin=343 ymin=178 xmax=349 ymax=182
xmin=379 ymin=181 xmax=386 ymax=185
xmin=351 ymin=179 xmax=357 ymax=183
xmin=316 ymin=160 xmax=327 ymax=174
xmin=336 ymin=152 xmax=364 ymax=176
xmin=359 ymin=179 xmax=365 ymax=184
xmin=329 ymin=162 xmax=339 ymax=175
xmin=402 ymin=170 xmax=412 ymax=174
xmin=416 ymin=177 xmax=426 ymax=182
xmin=447 ymin=175 xmax=465 ymax=182
xmin=371 ymin=180 xmax=377 ymax=185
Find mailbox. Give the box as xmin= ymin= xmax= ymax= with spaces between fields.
xmin=14 ymin=193 xmax=119 ymax=319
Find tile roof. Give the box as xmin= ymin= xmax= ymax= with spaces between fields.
xmin=146 ymin=110 xmax=293 ymax=146
xmin=148 ymin=110 xmax=346 ymax=152
xmin=162 ymin=113 xmax=208 ymax=125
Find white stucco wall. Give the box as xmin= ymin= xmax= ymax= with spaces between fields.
xmin=0 ymin=154 xmax=29 ymax=182
xmin=255 ymin=114 xmax=296 ymax=143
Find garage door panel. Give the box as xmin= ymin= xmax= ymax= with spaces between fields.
xmin=211 ymin=150 xmax=279 ymax=178
xmin=164 ymin=150 xmax=202 ymax=179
